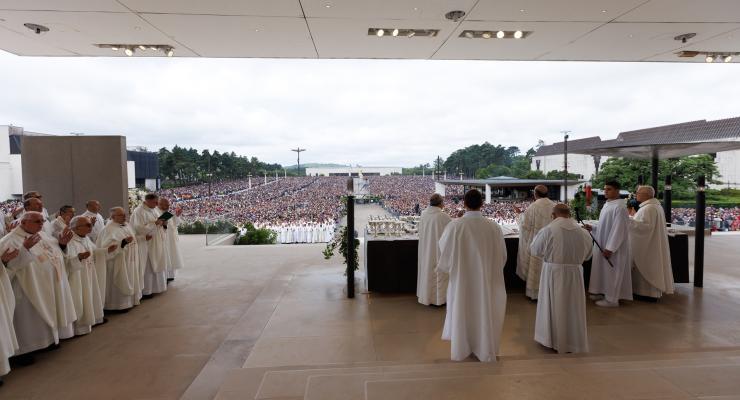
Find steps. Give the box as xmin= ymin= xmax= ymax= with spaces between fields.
xmin=213 ymin=350 xmax=740 ymax=400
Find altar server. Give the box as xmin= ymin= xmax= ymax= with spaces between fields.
xmin=585 ymin=181 xmax=632 ymax=307
xmin=158 ymin=198 xmax=184 ymax=282
xmin=0 ymin=212 xmax=77 ymax=360
xmin=516 ymin=185 xmax=555 ymax=300
xmin=131 ymin=194 xmax=167 ymax=296
xmin=97 ymin=207 xmax=140 ymax=310
xmin=629 ymin=185 xmax=674 ymax=299
xmin=438 ymin=189 xmax=507 ymax=362
xmin=417 ymin=194 xmax=452 ymax=306
xmin=531 ymin=204 xmax=593 ymax=353
xmin=65 ymin=216 xmax=114 ymax=335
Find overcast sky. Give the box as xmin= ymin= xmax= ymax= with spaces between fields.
xmin=1 ymin=50 xmax=739 ymax=167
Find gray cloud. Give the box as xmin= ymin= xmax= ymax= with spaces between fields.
xmin=1 ymin=51 xmax=739 ymax=167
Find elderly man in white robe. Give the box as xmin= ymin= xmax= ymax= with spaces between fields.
xmin=12 ymin=198 xmax=52 ymax=234
xmin=49 ymin=205 xmax=75 ymax=239
xmin=65 ymin=216 xmax=117 ymax=335
xmin=531 ymin=204 xmax=593 ymax=354
xmin=157 ymin=198 xmax=184 ymax=282
xmin=417 ymin=193 xmax=452 ymax=306
xmin=97 ymin=207 xmax=140 ymax=311
xmin=131 ymin=193 xmax=168 ymax=297
xmin=629 ymin=185 xmax=674 ymax=300
xmin=0 ymin=246 xmax=19 ymax=381
xmin=81 ymin=200 xmax=105 ymax=243
xmin=0 ymin=212 xmax=77 ymax=364
xmin=438 ymin=189 xmax=507 ymax=362
xmin=517 ymin=185 xmax=555 ymax=300
xmin=584 ymin=180 xmax=632 ymax=307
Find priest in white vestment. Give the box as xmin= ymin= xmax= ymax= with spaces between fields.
xmin=531 ymin=204 xmax=593 ymax=354
xmin=81 ymin=200 xmax=105 ymax=243
xmin=516 ymin=185 xmax=555 ymax=300
xmin=438 ymin=189 xmax=507 ymax=362
xmin=131 ymin=194 xmax=167 ymax=297
xmin=0 ymin=211 xmax=7 ymax=238
xmin=417 ymin=194 xmax=452 ymax=306
xmin=97 ymin=207 xmax=140 ymax=310
xmin=0 ymin=247 xmax=19 ymax=377
xmin=629 ymin=186 xmax=674 ymax=299
xmin=0 ymin=212 xmax=77 ymax=358
xmin=585 ymin=181 xmax=632 ymax=307
xmin=65 ymin=216 xmax=115 ymax=335
xmin=158 ymin=198 xmax=185 ymax=281
xmin=48 ymin=205 xmax=75 ymax=239
xmin=13 ymin=198 xmax=52 ymax=235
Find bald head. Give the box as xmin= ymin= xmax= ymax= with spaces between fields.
xmin=86 ymin=200 xmax=101 ymax=213
xmin=552 ymin=204 xmax=571 ymax=218
xmin=429 ymin=194 xmax=444 ymax=208
xmin=534 ymin=185 xmax=548 ymax=199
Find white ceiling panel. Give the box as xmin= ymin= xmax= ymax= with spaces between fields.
xmin=618 ymin=0 xmax=740 ymax=23
xmin=0 ymin=10 xmax=193 ymax=56
xmin=308 ymin=18 xmax=452 ymax=59
xmin=0 ymin=1 xmax=126 ymax=12
xmin=143 ymin=14 xmax=316 ymax=58
xmin=119 ymin=0 xmax=303 ymax=17
xmin=302 ymin=0 xmax=476 ymax=21
xmin=0 ymin=25 xmax=74 ymax=55
xmin=546 ymin=22 xmax=740 ymax=61
xmin=468 ymin=0 xmax=648 ymax=22
xmin=433 ymin=21 xmax=601 ymax=60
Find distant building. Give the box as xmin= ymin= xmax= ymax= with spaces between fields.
xmin=532 ymin=117 xmax=740 ymax=189
xmin=306 ymin=166 xmax=401 ymax=177
xmin=1 ymin=125 xmax=160 ymax=200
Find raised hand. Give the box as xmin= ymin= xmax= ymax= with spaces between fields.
xmin=90 ymin=216 xmax=97 ymax=225
xmin=78 ymin=251 xmax=91 ymax=261
xmin=59 ymin=228 xmax=74 ymax=245
xmin=155 ymin=219 xmax=165 ymax=226
xmin=23 ymin=234 xmax=41 ymax=250
xmin=1 ymin=248 xmax=20 ymax=264
xmin=145 ymin=234 xmax=153 ymax=241
xmin=107 ymin=244 xmax=118 ymax=253
xmin=124 ymin=236 xmax=134 ymax=243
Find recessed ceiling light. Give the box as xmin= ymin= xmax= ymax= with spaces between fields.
xmin=514 ymin=30 xmax=523 ymax=39
xmin=124 ymin=47 xmax=134 ymax=57
xmin=628 ymin=34 xmax=634 ymax=38
xmin=392 ymin=28 xmax=399 ymax=37
xmin=111 ymin=46 xmax=119 ymax=51
xmin=496 ymin=30 xmax=505 ymax=39
xmin=254 ymin=28 xmax=260 ymax=32
xmin=482 ymin=32 xmax=492 ymax=39
xmin=138 ymin=45 xmax=147 ymax=51
xmin=324 ymin=2 xmax=332 ymax=8
xmin=725 ymin=55 xmax=733 ymax=62
xmin=407 ymin=30 xmax=416 ymax=38
xmin=601 ymin=10 xmax=607 ymax=13
xmin=166 ymin=48 xmax=174 ymax=57
xmin=464 ymin=31 xmax=474 ymax=38
xmin=376 ymin=29 xmax=385 ymax=37
xmin=150 ymin=46 xmax=157 ymax=50
xmin=705 ymin=55 xmax=714 ymax=63
xmin=413 ymin=7 xmax=419 ymax=11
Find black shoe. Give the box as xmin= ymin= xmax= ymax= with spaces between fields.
xmin=142 ymin=294 xmax=154 ymax=300
xmin=167 ymin=278 xmax=175 ymax=282
xmin=46 ymin=343 xmax=61 ymax=351
xmin=105 ymin=308 xmax=131 ymax=314
xmin=634 ymin=294 xmax=659 ymax=303
xmin=10 ymin=353 xmax=35 ymax=367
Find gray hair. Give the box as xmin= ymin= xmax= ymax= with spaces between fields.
xmin=109 ymin=206 xmax=125 ymax=216
xmin=70 ymin=215 xmax=89 ymax=229
xmin=21 ymin=211 xmax=43 ymax=222
xmin=637 ymin=185 xmax=656 ymax=198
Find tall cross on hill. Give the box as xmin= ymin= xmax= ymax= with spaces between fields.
xmin=292 ymin=148 xmax=306 ymax=172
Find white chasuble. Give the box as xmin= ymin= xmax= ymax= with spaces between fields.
xmin=65 ymin=235 xmax=106 ymax=335
xmin=629 ymin=198 xmax=674 ymax=298
xmin=416 ymin=206 xmax=451 ymax=306
xmin=516 ymin=197 xmax=555 ymax=299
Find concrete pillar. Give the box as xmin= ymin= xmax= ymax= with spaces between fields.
xmin=485 ymin=184 xmax=491 ymax=204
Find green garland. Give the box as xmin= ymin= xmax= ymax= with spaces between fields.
xmin=322 ymin=225 xmax=360 ymax=271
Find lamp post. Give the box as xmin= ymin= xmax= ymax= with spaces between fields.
xmin=248 ymin=174 xmax=252 ymax=189
xmin=562 ymin=130 xmax=571 ymax=203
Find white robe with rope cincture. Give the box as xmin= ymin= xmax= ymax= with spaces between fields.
xmin=531 ymin=217 xmax=593 ymax=354
xmin=588 ymin=199 xmax=633 ymax=303
xmin=158 ymin=209 xmax=185 ymax=280
xmin=97 ymin=221 xmax=140 ymax=309
xmin=0 ymin=260 xmax=18 ymax=376
xmin=516 ymin=197 xmax=555 ymax=300
xmin=131 ymin=205 xmax=167 ymax=295
xmin=0 ymin=227 xmax=77 ymax=354
xmin=629 ymin=198 xmax=674 ymax=298
xmin=438 ymin=211 xmax=507 ymax=362
xmin=65 ymin=234 xmax=106 ymax=335
xmin=417 ymin=206 xmax=452 ymax=306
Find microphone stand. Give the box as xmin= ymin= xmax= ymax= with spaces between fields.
xmin=575 ymin=208 xmax=615 ymax=268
